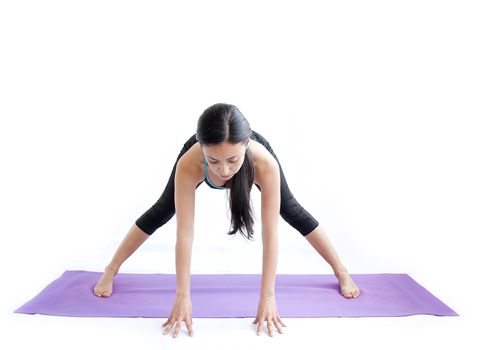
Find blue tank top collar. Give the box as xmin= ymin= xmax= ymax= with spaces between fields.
xmin=203 ymin=158 xmax=227 ymax=190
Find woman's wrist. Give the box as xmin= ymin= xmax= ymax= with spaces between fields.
xmin=260 ymin=290 xmax=275 ymax=299
xmin=176 ymin=291 xmax=191 ymax=298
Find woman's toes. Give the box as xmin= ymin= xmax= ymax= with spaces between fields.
xmin=341 ymin=286 xmax=360 ymax=299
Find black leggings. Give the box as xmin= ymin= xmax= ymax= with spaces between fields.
xmin=135 ymin=130 xmax=319 ymax=237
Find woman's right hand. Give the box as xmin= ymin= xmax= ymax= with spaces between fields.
xmin=162 ymin=294 xmax=194 ymax=337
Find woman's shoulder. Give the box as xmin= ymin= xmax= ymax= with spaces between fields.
xmin=249 ymin=138 xmax=275 ymax=169
xmin=176 ymin=142 xmax=205 ymax=186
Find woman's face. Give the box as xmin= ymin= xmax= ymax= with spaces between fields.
xmin=202 ymin=141 xmax=249 ymax=180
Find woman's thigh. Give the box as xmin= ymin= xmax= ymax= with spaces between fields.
xmin=251 ymin=130 xmax=319 ymax=236
xmin=135 ymin=133 xmax=199 ymax=235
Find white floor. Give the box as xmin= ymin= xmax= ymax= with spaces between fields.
xmin=2 ymin=1 xmax=480 ymax=349
xmin=3 ymin=312 xmax=473 ymax=350
xmin=2 ymin=251 xmax=478 ymax=350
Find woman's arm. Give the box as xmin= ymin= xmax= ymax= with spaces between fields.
xmin=162 ymin=156 xmax=197 ymax=338
xmin=173 ymin=157 xmax=197 ymax=294
xmin=253 ymin=158 xmax=286 ymax=336
xmin=258 ymin=159 xmax=281 ymax=296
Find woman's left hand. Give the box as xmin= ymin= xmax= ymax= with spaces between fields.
xmin=252 ymin=293 xmax=287 ymax=336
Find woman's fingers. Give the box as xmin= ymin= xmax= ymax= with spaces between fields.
xmin=173 ymin=322 xmax=181 ymax=338
xmin=255 ymin=317 xmax=286 ymax=336
xmin=161 ymin=318 xmax=170 ymax=327
xmin=256 ymin=318 xmax=272 ymax=336
xmin=267 ymin=321 xmax=273 ymax=336
xmin=162 ymin=319 xmax=194 ymax=337
xmin=162 ymin=320 xmax=173 ymax=335
xmin=273 ymin=319 xmax=283 ymax=334
xmin=163 ymin=320 xmax=179 ymax=337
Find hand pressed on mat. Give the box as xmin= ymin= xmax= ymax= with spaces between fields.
xmin=161 ymin=292 xmax=286 ymax=338
xmin=252 ymin=293 xmax=286 ymax=336
xmin=162 ymin=294 xmax=194 ymax=338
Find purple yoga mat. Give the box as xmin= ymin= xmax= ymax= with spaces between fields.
xmin=14 ymin=270 xmax=458 ymax=318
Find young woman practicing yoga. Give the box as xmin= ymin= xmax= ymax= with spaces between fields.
xmin=93 ymin=103 xmax=360 ymax=337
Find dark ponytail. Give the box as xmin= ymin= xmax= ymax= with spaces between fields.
xmin=196 ymin=103 xmax=255 ymax=240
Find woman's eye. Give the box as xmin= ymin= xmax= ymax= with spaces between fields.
xmin=210 ymin=159 xmax=238 ymax=164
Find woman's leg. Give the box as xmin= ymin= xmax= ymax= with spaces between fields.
xmin=93 ymin=134 xmax=199 ymax=297
xmin=251 ymin=131 xmax=360 ymax=298
xmin=277 ymin=166 xmax=360 ymax=298
xmin=304 ymin=225 xmax=360 ymax=298
xmin=93 ymin=223 xmax=150 ymax=297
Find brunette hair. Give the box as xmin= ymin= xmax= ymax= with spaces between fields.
xmin=196 ymin=103 xmax=255 ymax=240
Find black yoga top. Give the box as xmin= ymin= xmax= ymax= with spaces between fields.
xmin=135 ymin=130 xmax=319 ymax=237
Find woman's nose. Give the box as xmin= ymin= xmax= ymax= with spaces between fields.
xmin=219 ymin=165 xmax=230 ymax=176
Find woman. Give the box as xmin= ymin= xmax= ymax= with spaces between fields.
xmin=93 ymin=103 xmax=360 ymax=337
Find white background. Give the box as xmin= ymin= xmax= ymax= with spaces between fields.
xmin=1 ymin=1 xmax=479 ymax=349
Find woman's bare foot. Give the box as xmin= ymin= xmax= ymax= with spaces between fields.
xmin=93 ymin=268 xmax=116 ymax=297
xmin=335 ymin=269 xmax=360 ymax=299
